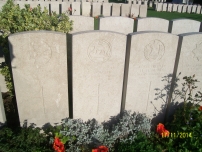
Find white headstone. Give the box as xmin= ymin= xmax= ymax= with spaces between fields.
xmin=99 ymin=17 xmax=134 ymax=34
xmin=175 ymin=33 xmax=202 ymax=106
xmin=70 ymin=31 xmax=127 ymax=123
xmin=177 ymin=4 xmax=183 ymax=13
xmin=167 ymin=3 xmax=173 ymax=12
xmin=170 ymin=19 xmax=201 ymax=35
xmin=162 ymin=3 xmax=167 ymax=11
xmin=27 ymin=1 xmax=39 ymax=8
xmin=196 ymin=5 xmax=201 ymax=14
xmin=50 ymin=2 xmax=60 ymax=14
xmin=187 ymin=5 xmax=192 ymax=13
xmin=139 ymin=4 xmax=147 ymax=17
xmin=8 ymin=31 xmax=69 ymax=127
xmin=0 ymin=87 xmax=6 ymax=126
xmin=72 ymin=2 xmax=81 ymax=15
xmin=172 ymin=4 xmax=178 ymax=12
xmin=192 ymin=5 xmax=197 ymax=13
xmin=69 ymin=16 xmax=94 ymax=32
xmin=82 ymin=2 xmax=91 ymax=16
xmin=61 ymin=2 xmax=71 ymax=14
xmin=156 ymin=2 xmax=163 ymax=11
xmin=125 ymin=32 xmax=179 ymax=118
xmin=131 ymin=4 xmax=140 ymax=17
xmin=112 ymin=3 xmax=121 ymax=16
xmin=182 ymin=5 xmax=187 ymax=13
xmin=121 ymin=4 xmax=131 ymax=17
xmin=102 ymin=3 xmax=112 ymax=16
xmin=92 ymin=3 xmax=102 ymax=17
xmin=149 ymin=1 xmax=153 ymax=7
xmin=136 ymin=17 xmax=169 ymax=32
xmin=39 ymin=1 xmax=50 ymax=13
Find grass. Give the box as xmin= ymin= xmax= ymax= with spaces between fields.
xmin=94 ymin=7 xmax=202 ymax=30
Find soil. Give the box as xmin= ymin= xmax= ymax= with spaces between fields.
xmin=1 ymin=92 xmax=20 ymax=128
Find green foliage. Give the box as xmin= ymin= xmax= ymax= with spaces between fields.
xmin=0 ymin=0 xmax=73 ymax=95
xmin=0 ymin=126 xmax=52 ymax=152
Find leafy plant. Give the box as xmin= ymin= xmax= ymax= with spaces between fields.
xmin=0 ymin=0 xmax=73 ymax=96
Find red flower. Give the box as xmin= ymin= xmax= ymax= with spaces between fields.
xmin=53 ymin=137 xmax=65 ymax=152
xmin=199 ymin=106 xmax=202 ymax=111
xmin=156 ymin=123 xmax=169 ymax=137
xmin=68 ymin=7 xmax=72 ymax=12
xmin=92 ymin=145 xmax=108 ymax=152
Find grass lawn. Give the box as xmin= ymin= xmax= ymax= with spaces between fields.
xmin=94 ymin=7 xmax=202 ymax=30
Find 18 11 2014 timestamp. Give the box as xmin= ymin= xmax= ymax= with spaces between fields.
xmin=162 ymin=132 xmax=192 ymax=138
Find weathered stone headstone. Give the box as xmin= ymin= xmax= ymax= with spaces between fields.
xmin=39 ymin=1 xmax=50 ymax=13
xmin=15 ymin=1 xmax=29 ymax=9
xmin=102 ymin=3 xmax=112 ymax=16
xmin=0 ymin=87 xmax=6 ymax=126
xmin=70 ymin=31 xmax=127 ymax=123
xmin=136 ymin=17 xmax=169 ymax=32
xmin=8 ymin=31 xmax=69 ymax=127
xmin=149 ymin=1 xmax=153 ymax=7
xmin=121 ymin=4 xmax=131 ymax=17
xmin=50 ymin=2 xmax=60 ymax=14
xmin=173 ymin=33 xmax=202 ymax=107
xmin=156 ymin=2 xmax=163 ymax=11
xmin=131 ymin=4 xmax=140 ymax=17
xmin=71 ymin=2 xmax=81 ymax=15
xmin=112 ymin=3 xmax=121 ymax=16
xmin=82 ymin=2 xmax=91 ymax=16
xmin=69 ymin=16 xmax=94 ymax=32
xmin=192 ymin=5 xmax=197 ymax=13
xmin=61 ymin=2 xmax=71 ymax=14
xmin=187 ymin=5 xmax=192 ymax=13
xmin=125 ymin=32 xmax=179 ymax=118
xmin=27 ymin=1 xmax=39 ymax=8
xmin=196 ymin=5 xmax=201 ymax=14
xmin=172 ymin=4 xmax=178 ymax=12
xmin=167 ymin=3 xmax=173 ymax=12
xmin=92 ymin=3 xmax=102 ymax=16
xmin=0 ymin=49 xmax=8 ymax=93
xmin=138 ymin=0 xmax=142 ymax=5
xmin=139 ymin=4 xmax=147 ymax=17
xmin=99 ymin=17 xmax=134 ymax=34
xmin=0 ymin=1 xmax=7 ymax=11
xmin=182 ymin=5 xmax=187 ymax=13
xmin=169 ymin=19 xmax=201 ymax=35
xmin=162 ymin=3 xmax=167 ymax=11
xmin=177 ymin=4 xmax=183 ymax=13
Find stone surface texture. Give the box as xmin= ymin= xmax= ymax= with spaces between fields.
xmin=0 ymin=87 xmax=6 ymax=126
xmin=182 ymin=5 xmax=187 ymax=13
xmin=71 ymin=31 xmax=127 ymax=123
xmin=173 ymin=4 xmax=178 ymax=11
xmin=125 ymin=32 xmax=179 ymax=118
xmin=121 ymin=4 xmax=131 ymax=17
xmin=137 ymin=17 xmax=169 ymax=32
xmin=175 ymin=33 xmax=202 ymax=105
xmin=139 ymin=4 xmax=147 ymax=17
xmin=92 ymin=3 xmax=102 ymax=17
xmin=8 ymin=31 xmax=69 ymax=127
xmin=102 ymin=3 xmax=112 ymax=16
xmin=112 ymin=3 xmax=121 ymax=16
xmin=177 ymin=4 xmax=183 ymax=13
xmin=162 ymin=3 xmax=167 ymax=11
xmin=72 ymin=2 xmax=81 ymax=15
xmin=69 ymin=16 xmax=94 ymax=33
xmin=131 ymin=4 xmax=140 ymax=17
xmin=196 ymin=5 xmax=201 ymax=14
xmin=170 ymin=19 xmax=201 ymax=35
xmin=99 ymin=17 xmax=134 ymax=34
xmin=156 ymin=2 xmax=163 ymax=11
xmin=82 ymin=2 xmax=91 ymax=16
xmin=50 ymin=2 xmax=60 ymax=14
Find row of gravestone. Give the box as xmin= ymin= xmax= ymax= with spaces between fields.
xmin=155 ymin=2 xmax=202 ymax=14
xmin=68 ymin=16 xmax=202 ymax=35
xmin=0 ymin=29 xmax=200 ymax=128
xmin=12 ymin=1 xmax=148 ymax=17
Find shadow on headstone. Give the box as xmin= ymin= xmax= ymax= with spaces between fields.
xmin=151 ymin=73 xmax=186 ymax=131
